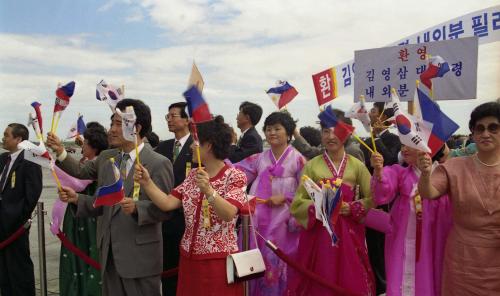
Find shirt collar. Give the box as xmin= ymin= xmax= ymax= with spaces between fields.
xmin=175 ymin=133 xmax=191 ymax=149
xmin=122 ymin=142 xmax=145 ymax=163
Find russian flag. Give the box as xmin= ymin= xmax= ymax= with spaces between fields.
xmin=93 ymin=160 xmax=124 ymax=207
xmin=183 ymin=85 xmax=212 ymax=123
xmin=416 ymin=87 xmax=459 ymax=156
xmin=318 ymin=105 xmax=355 ymax=143
xmin=54 ymin=81 xmax=76 ymax=112
xmin=266 ymin=81 xmax=298 ymax=110
xmin=419 ymin=56 xmax=450 ymax=90
xmin=31 ymin=101 xmax=43 ymax=134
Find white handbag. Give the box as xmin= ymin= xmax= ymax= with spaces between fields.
xmin=226 ymin=194 xmax=266 ymax=284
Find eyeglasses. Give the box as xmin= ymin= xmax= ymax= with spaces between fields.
xmin=473 ymin=123 xmax=499 ymax=134
xmin=165 ymin=114 xmax=182 ymax=120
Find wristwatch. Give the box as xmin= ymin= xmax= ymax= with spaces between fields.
xmin=207 ymin=190 xmax=216 ymax=204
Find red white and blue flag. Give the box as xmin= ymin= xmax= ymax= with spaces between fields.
xmin=390 ymin=89 xmax=432 ymax=153
xmin=93 ymin=160 xmax=124 ymax=207
xmin=54 ymin=81 xmax=76 ymax=113
xmin=318 ymin=105 xmax=355 ymax=143
xmin=266 ymin=80 xmax=298 ymax=110
xmin=415 ymin=86 xmax=459 ymax=156
xmin=183 ymin=85 xmax=212 ymax=123
xmin=30 ymin=102 xmax=44 ymax=136
xmin=18 ymin=140 xmax=53 ymax=169
xmin=419 ymin=56 xmax=450 ymax=90
xmin=66 ymin=115 xmax=86 ymax=139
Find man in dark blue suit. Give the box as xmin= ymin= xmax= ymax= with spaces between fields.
xmin=0 ymin=123 xmax=42 ymax=296
xmin=229 ymin=101 xmax=263 ymax=163
xmin=155 ymin=102 xmax=192 ymax=295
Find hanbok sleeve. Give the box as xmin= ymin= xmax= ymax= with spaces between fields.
xmin=290 ymin=161 xmax=314 ymax=229
xmin=234 ymin=153 xmax=260 ymax=185
xmin=370 ymin=164 xmax=402 ymax=206
xmin=284 ymin=153 xmax=306 ymax=204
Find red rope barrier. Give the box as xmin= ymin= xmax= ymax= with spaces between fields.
xmin=0 ymin=220 xmax=31 ymax=250
xmin=56 ymin=230 xmax=179 ymax=278
xmin=56 ymin=230 xmax=102 ymax=270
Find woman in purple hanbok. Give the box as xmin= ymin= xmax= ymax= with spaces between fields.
xmin=369 ymin=145 xmax=452 ymax=296
xmin=235 ymin=111 xmax=305 ymax=296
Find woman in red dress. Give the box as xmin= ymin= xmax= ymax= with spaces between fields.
xmin=134 ymin=116 xmax=246 ymax=296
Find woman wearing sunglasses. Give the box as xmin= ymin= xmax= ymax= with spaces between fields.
xmin=417 ymin=101 xmax=500 ymax=295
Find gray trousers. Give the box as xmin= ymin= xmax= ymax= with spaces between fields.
xmin=102 ymin=250 xmax=162 ymax=296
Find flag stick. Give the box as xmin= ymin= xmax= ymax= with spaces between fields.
xmin=352 ymin=132 xmax=374 ymax=154
xmin=190 ymin=122 xmax=202 ymax=168
xmin=360 ymin=95 xmax=377 ymax=153
xmin=54 ymin=112 xmax=62 ymax=134
xmin=132 ymin=127 xmax=141 ymax=201
xmin=51 ymin=168 xmax=63 ymax=191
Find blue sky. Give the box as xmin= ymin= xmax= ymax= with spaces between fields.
xmin=0 ymin=0 xmax=499 ymax=141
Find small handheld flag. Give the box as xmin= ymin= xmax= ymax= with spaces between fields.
xmin=188 ymin=61 xmax=204 ymax=93
xmin=93 ymin=159 xmax=125 ymax=207
xmin=51 ymin=81 xmax=76 ymax=133
xmin=318 ymin=105 xmax=354 ymax=143
xmin=30 ymin=102 xmax=44 ymax=139
xmin=183 ymin=85 xmax=212 ymax=123
xmin=66 ymin=114 xmax=86 ymax=139
xmin=115 ymin=106 xmax=137 ymax=142
xmin=419 ymin=56 xmax=450 ymax=90
xmin=415 ymin=86 xmax=459 ymax=156
xmin=96 ymin=80 xmax=124 ymax=111
xmin=390 ymin=89 xmax=432 ymax=153
xmin=266 ymin=80 xmax=298 ymax=110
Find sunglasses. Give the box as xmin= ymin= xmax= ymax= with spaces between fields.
xmin=473 ymin=123 xmax=499 ymax=134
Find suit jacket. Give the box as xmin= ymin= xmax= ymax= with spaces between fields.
xmin=361 ymin=130 xmax=402 ymax=174
xmin=57 ymin=145 xmax=174 ymax=278
xmin=0 ymin=151 xmax=42 ymax=239
xmin=229 ymin=126 xmax=263 ymax=163
xmin=155 ymin=135 xmax=193 ymax=187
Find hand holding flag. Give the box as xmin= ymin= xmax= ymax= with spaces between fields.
xmin=66 ymin=114 xmax=86 ymax=139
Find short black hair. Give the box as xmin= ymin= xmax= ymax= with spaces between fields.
xmin=83 ymin=124 xmax=108 ymax=155
xmin=116 ymin=98 xmax=152 ymax=138
xmin=240 ymin=101 xmax=263 ymax=126
xmin=373 ymin=102 xmax=395 ymax=120
xmin=300 ymin=126 xmax=321 ymax=147
xmin=196 ymin=116 xmax=232 ymax=160
xmin=145 ymin=131 xmax=160 ymax=149
xmin=263 ymin=111 xmax=296 ymax=143
xmin=468 ymin=101 xmax=500 ymax=132
xmin=169 ymin=102 xmax=188 ymax=119
xmin=7 ymin=123 xmax=29 ymax=141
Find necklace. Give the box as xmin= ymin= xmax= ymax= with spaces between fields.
xmin=474 ymin=154 xmax=500 ymax=167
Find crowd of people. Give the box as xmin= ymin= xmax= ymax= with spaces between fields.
xmin=0 ymin=97 xmax=498 ymax=296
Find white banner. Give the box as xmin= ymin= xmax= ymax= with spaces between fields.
xmin=354 ymin=37 xmax=478 ymax=101
xmin=332 ymin=5 xmax=499 ymax=98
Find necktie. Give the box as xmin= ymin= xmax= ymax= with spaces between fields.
xmin=173 ymin=141 xmax=181 ymax=162
xmin=0 ymin=155 xmax=12 ymax=192
xmin=120 ymin=153 xmax=130 ymax=179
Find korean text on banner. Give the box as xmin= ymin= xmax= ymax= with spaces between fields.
xmin=354 ymin=37 xmax=478 ymax=102
xmin=312 ymin=68 xmax=338 ymax=106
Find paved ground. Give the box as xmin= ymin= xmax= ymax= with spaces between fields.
xmin=31 ymin=167 xmax=63 ymax=295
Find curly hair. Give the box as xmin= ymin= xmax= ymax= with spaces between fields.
xmin=468 ymin=101 xmax=500 ymax=132
xmin=196 ymin=116 xmax=233 ymax=160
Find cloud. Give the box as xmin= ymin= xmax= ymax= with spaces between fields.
xmin=0 ymin=1 xmax=499 ymax=141
xmin=125 ymin=8 xmax=145 ymax=23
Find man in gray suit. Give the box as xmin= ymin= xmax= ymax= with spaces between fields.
xmin=48 ymin=99 xmax=174 ymax=296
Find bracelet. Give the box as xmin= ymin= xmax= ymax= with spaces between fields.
xmin=207 ymin=190 xmax=216 ymax=204
xmin=349 ymin=201 xmax=367 ymax=223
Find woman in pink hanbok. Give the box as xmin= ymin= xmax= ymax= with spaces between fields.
xmin=369 ymin=145 xmax=452 ymax=296
xmin=235 ymin=111 xmax=305 ymax=296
